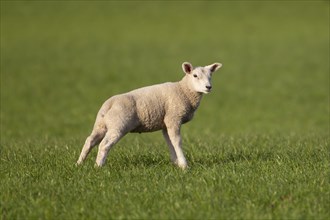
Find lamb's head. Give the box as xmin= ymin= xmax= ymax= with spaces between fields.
xmin=182 ymin=62 xmax=222 ymax=94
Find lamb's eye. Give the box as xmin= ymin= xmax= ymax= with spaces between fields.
xmin=193 ymin=74 xmax=198 ymax=78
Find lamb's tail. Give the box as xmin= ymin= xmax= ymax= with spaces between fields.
xmin=91 ymin=97 xmax=116 ymax=142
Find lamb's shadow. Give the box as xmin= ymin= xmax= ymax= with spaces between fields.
xmin=115 ymin=154 xmax=167 ymax=168
xmin=109 ymin=151 xmax=274 ymax=169
xmin=190 ymin=151 xmax=274 ymax=167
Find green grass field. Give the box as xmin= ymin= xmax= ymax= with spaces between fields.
xmin=1 ymin=1 xmax=329 ymax=219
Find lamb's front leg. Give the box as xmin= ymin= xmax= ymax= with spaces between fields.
xmin=162 ymin=129 xmax=178 ymax=164
xmin=165 ymin=125 xmax=187 ymax=170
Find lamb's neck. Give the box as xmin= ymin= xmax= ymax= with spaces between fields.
xmin=178 ymin=78 xmax=203 ymax=110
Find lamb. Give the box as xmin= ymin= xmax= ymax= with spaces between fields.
xmin=76 ymin=61 xmax=222 ymax=169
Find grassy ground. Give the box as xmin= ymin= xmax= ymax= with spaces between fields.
xmin=1 ymin=1 xmax=329 ymax=219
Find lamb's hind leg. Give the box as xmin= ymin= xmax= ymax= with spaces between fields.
xmin=95 ymin=130 xmax=126 ymax=167
xmin=77 ymin=127 xmax=106 ymax=165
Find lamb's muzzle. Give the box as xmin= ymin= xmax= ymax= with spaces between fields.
xmin=76 ymin=61 xmax=222 ymax=169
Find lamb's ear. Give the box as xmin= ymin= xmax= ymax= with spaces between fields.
xmin=182 ymin=62 xmax=193 ymax=74
xmin=207 ymin=63 xmax=222 ymax=73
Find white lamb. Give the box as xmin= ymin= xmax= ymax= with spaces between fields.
xmin=76 ymin=62 xmax=222 ymax=169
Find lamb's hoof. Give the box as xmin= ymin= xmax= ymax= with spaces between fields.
xmin=177 ymin=163 xmax=188 ymax=170
xmin=94 ymin=163 xmax=103 ymax=168
xmin=75 ymin=161 xmax=82 ymax=166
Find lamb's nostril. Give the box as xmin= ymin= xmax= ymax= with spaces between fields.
xmin=206 ymin=86 xmax=212 ymax=90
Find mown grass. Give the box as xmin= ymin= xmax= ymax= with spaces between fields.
xmin=1 ymin=1 xmax=329 ymax=220
xmin=1 ymin=134 xmax=328 ymax=219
